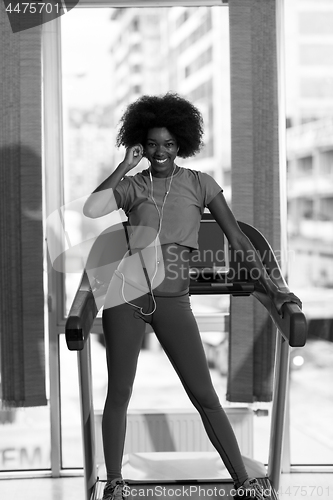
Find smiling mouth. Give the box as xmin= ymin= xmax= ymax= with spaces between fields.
xmin=154 ymin=158 xmax=168 ymax=164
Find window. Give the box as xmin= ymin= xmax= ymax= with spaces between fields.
xmin=285 ymin=0 xmax=333 ymax=466
xmin=320 ymin=149 xmax=333 ymax=175
xmin=300 ymin=77 xmax=333 ymax=99
xmin=132 ymin=84 xmax=141 ymax=94
xmin=131 ymin=17 xmax=139 ymax=31
xmin=40 ymin=0 xmax=333 ymax=477
xmin=185 ymin=47 xmax=213 ymax=78
xmin=300 ymin=44 xmax=333 ymax=66
xmin=59 ymin=5 xmax=231 ymax=471
xmin=297 ymin=156 xmax=313 ymax=175
xmin=299 ymin=12 xmax=333 ymax=35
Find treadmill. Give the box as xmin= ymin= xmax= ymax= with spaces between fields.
xmin=65 ymin=214 xmax=307 ymax=499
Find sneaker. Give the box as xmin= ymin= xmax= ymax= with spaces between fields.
xmin=102 ymin=478 xmax=129 ymax=500
xmin=235 ymin=478 xmax=270 ymax=499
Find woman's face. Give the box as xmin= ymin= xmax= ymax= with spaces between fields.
xmin=145 ymin=127 xmax=178 ymax=177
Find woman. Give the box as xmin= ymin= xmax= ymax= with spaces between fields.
xmin=83 ymin=93 xmax=301 ymax=500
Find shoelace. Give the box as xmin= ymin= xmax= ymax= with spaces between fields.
xmin=103 ymin=479 xmax=128 ymax=500
xmin=236 ymin=478 xmax=267 ymax=499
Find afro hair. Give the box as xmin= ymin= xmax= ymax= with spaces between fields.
xmin=116 ymin=92 xmax=204 ymax=158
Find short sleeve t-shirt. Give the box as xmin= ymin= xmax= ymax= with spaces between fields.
xmin=114 ymin=167 xmax=222 ymax=250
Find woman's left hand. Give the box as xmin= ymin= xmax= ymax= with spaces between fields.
xmin=271 ymin=289 xmax=302 ymax=316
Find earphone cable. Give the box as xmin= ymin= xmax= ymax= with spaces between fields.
xmin=119 ymin=163 xmax=176 ymax=315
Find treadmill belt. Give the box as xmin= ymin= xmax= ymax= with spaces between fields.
xmin=92 ymin=477 xmax=278 ymax=500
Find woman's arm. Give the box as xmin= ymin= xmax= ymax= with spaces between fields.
xmin=207 ymin=192 xmax=302 ymax=313
xmin=83 ymin=144 xmax=144 ymax=218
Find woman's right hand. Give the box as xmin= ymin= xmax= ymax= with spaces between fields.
xmin=120 ymin=144 xmax=144 ymax=173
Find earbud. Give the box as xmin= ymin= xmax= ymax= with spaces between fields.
xmin=133 ymin=145 xmax=144 ymax=157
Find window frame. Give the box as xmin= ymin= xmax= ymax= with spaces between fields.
xmin=42 ymin=0 xmax=333 ymax=478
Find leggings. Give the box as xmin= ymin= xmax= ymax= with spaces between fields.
xmin=102 ymin=282 xmax=248 ymax=487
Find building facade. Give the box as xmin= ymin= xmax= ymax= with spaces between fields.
xmin=285 ymin=0 xmax=333 ymax=317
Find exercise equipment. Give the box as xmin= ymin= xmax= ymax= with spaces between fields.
xmin=65 ymin=214 xmax=307 ymax=500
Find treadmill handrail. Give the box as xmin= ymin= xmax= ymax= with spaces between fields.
xmin=237 ymin=221 xmax=307 ymax=347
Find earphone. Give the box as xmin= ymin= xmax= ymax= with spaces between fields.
xmin=118 ymin=163 xmax=177 ymax=315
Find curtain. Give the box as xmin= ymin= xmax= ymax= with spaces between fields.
xmin=227 ymin=0 xmax=281 ymax=402
xmin=0 ymin=7 xmax=46 ymax=406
